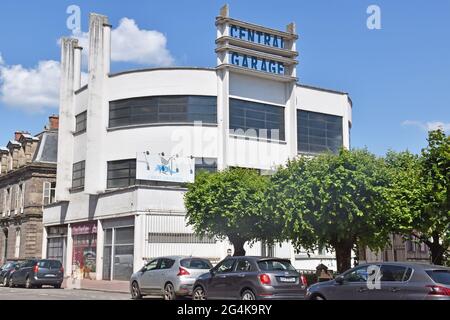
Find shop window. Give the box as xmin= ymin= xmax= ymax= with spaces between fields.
xmin=109 ymin=95 xmax=217 ymax=128
xmin=72 ymin=161 xmax=85 ymax=189
xmin=297 ymin=110 xmax=343 ymax=154
xmin=103 ymin=226 xmax=134 ymax=281
xmin=229 ymin=98 xmax=285 ymax=141
xmin=72 ymin=223 xmax=97 ymax=279
xmin=195 ymin=158 xmax=217 ymax=175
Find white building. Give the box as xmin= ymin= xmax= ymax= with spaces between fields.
xmin=43 ymin=7 xmax=352 ymax=281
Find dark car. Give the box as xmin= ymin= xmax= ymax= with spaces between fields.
xmin=0 ymin=261 xmax=20 ymax=287
xmin=10 ymin=259 xmax=64 ymax=289
xmin=306 ymin=262 xmax=450 ymax=300
xmin=192 ymin=256 xmax=307 ymax=300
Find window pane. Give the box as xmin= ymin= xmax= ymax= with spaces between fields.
xmin=380 ymin=265 xmax=408 ymax=282
xmin=109 ymin=96 xmax=217 ymax=127
xmin=115 ymin=227 xmax=134 ymax=245
xmin=230 ymin=99 xmax=285 ymax=141
xmin=297 ymin=110 xmax=343 ymax=155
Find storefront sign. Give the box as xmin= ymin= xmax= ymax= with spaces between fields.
xmin=72 ymin=222 xmax=97 ymax=236
xmin=230 ymin=24 xmax=285 ymax=49
xmin=229 ymin=52 xmax=285 ymax=75
xmin=136 ymin=152 xmax=195 ymax=183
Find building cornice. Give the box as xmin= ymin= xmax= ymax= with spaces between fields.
xmin=0 ymin=162 xmax=57 ymax=183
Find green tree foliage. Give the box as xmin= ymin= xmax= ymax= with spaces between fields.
xmin=386 ymin=129 xmax=449 ymax=265
xmin=184 ymin=168 xmax=277 ymax=256
xmin=267 ymin=149 xmax=395 ymax=273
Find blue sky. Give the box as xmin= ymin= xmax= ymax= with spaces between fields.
xmin=0 ymin=0 xmax=449 ymax=155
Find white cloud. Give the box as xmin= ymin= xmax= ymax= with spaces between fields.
xmin=73 ymin=17 xmax=174 ymax=67
xmin=0 ymin=53 xmax=4 ymax=65
xmin=0 ymin=60 xmax=60 ymax=113
xmin=402 ymin=120 xmax=450 ymax=132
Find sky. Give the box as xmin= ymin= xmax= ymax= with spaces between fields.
xmin=0 ymin=0 xmax=449 ymax=155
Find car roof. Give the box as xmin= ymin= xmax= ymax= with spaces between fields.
xmin=225 ymin=256 xmax=291 ymax=262
xmin=151 ymin=256 xmax=210 ymax=260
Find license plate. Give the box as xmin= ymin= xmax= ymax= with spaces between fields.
xmin=44 ymin=274 xmax=56 ymax=277
xmin=279 ymin=277 xmax=296 ymax=283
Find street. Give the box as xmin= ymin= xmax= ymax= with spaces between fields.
xmin=0 ymin=286 xmax=131 ymax=300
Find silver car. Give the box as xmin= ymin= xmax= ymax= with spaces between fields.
xmin=306 ymin=262 xmax=450 ymax=300
xmin=130 ymin=256 xmax=213 ymax=300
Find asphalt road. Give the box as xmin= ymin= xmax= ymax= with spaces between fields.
xmin=0 ymin=286 xmax=132 ymax=300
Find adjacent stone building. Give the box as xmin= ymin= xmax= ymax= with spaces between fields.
xmin=0 ymin=116 xmax=58 ymax=264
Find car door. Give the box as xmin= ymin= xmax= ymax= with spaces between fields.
xmin=207 ymin=258 xmax=236 ymax=299
xmin=232 ymin=258 xmax=254 ymax=296
xmin=332 ymin=265 xmax=376 ymax=300
xmin=139 ymin=259 xmax=160 ymax=294
xmin=154 ymin=258 xmax=176 ymax=292
xmin=375 ymin=264 xmax=411 ymax=300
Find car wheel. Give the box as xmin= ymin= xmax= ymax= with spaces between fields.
xmin=25 ymin=277 xmax=33 ymax=289
xmin=131 ymin=281 xmax=142 ymax=300
xmin=9 ymin=277 xmax=14 ymax=288
xmin=241 ymin=289 xmax=256 ymax=300
xmin=53 ymin=284 xmax=61 ymax=289
xmin=192 ymin=286 xmax=206 ymax=300
xmin=164 ymin=283 xmax=176 ymax=300
xmin=312 ymin=294 xmax=325 ymax=300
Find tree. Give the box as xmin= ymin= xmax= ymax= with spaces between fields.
xmin=267 ymin=149 xmax=396 ymax=273
xmin=184 ymin=168 xmax=277 ymax=256
xmin=417 ymin=130 xmax=449 ymax=265
xmin=386 ymin=130 xmax=450 ymax=265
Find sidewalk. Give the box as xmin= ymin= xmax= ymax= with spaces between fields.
xmin=62 ymin=278 xmax=130 ymax=294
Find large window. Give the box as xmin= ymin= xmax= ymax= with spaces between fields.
xmin=297 ymin=110 xmax=343 ymax=154
xmin=109 ymin=95 xmax=217 ymax=128
xmin=230 ymin=98 xmax=285 ymax=141
xmin=107 ymin=159 xmax=136 ymax=189
xmin=72 ymin=161 xmax=86 ymax=189
xmin=195 ymin=158 xmax=217 ymax=174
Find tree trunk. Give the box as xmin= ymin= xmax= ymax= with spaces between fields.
xmin=430 ymin=233 xmax=445 ymax=265
xmin=333 ymin=241 xmax=353 ymax=273
xmin=229 ymin=236 xmax=246 ymax=256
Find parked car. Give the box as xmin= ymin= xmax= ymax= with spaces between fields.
xmin=130 ymin=256 xmax=213 ymax=300
xmin=306 ymin=262 xmax=450 ymax=300
xmin=0 ymin=261 xmax=20 ymax=287
xmin=10 ymin=259 xmax=64 ymax=289
xmin=192 ymin=256 xmax=308 ymax=300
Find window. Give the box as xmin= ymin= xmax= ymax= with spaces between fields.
xmin=19 ymin=183 xmax=25 ymax=213
xmin=14 ymin=228 xmax=21 ymax=257
xmin=72 ymin=161 xmax=85 ymax=189
xmin=144 ymin=259 xmax=159 ymax=272
xmin=258 ymin=260 xmax=296 ymax=272
xmin=343 ymin=266 xmax=370 ymax=282
xmin=215 ymin=259 xmax=236 ymax=273
xmin=160 ymin=259 xmax=175 ymax=270
xmin=107 ymin=159 xmax=136 ymax=189
xmin=380 ymin=265 xmax=411 ymax=282
xmin=236 ymin=259 xmax=253 ymax=272
xmin=180 ymin=258 xmax=212 ymax=270
xmin=109 ymin=95 xmax=217 ymax=128
xmin=148 ymin=233 xmax=216 ymax=244
xmin=426 ymin=270 xmax=450 ymax=285
xmin=6 ymin=188 xmax=11 ymax=216
xmin=195 ymin=158 xmax=217 ymax=174
xmin=230 ymin=98 xmax=285 ymax=141
xmin=75 ymin=111 xmax=87 ymax=133
xmin=297 ymin=110 xmax=343 ymax=154
xmin=37 ymin=260 xmax=62 ymax=269
xmin=43 ymin=182 xmax=56 ymax=206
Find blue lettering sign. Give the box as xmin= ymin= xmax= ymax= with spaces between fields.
xmin=230 ymin=25 xmax=286 ymax=49
xmin=229 ymin=52 xmax=285 ymax=75
xmin=230 ymin=25 xmax=238 ymax=37
xmin=239 ymin=27 xmax=246 ymax=39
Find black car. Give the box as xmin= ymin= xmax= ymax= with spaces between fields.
xmin=192 ymin=256 xmax=307 ymax=300
xmin=0 ymin=261 xmax=20 ymax=287
xmin=10 ymin=259 xmax=64 ymax=289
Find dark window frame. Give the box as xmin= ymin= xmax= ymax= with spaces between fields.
xmin=297 ymin=110 xmax=343 ymax=155
xmin=107 ymin=159 xmax=136 ymax=189
xmin=109 ymin=95 xmax=217 ymax=128
xmin=75 ymin=111 xmax=87 ymax=133
xmin=229 ymin=98 xmax=285 ymax=141
xmin=72 ymin=161 xmax=85 ymax=189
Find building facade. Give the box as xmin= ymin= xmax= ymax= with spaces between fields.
xmin=43 ymin=8 xmax=352 ymax=281
xmin=0 ymin=116 xmax=58 ymax=264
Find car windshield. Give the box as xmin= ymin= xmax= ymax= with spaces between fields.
xmin=258 ymin=260 xmax=296 ymax=272
xmin=180 ymin=258 xmax=212 ymax=269
xmin=426 ymin=270 xmax=450 ymax=285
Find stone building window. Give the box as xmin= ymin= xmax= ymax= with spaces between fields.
xmin=14 ymin=228 xmax=21 ymax=258
xmin=72 ymin=161 xmax=86 ymax=190
xmin=75 ymin=111 xmax=87 ymax=133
